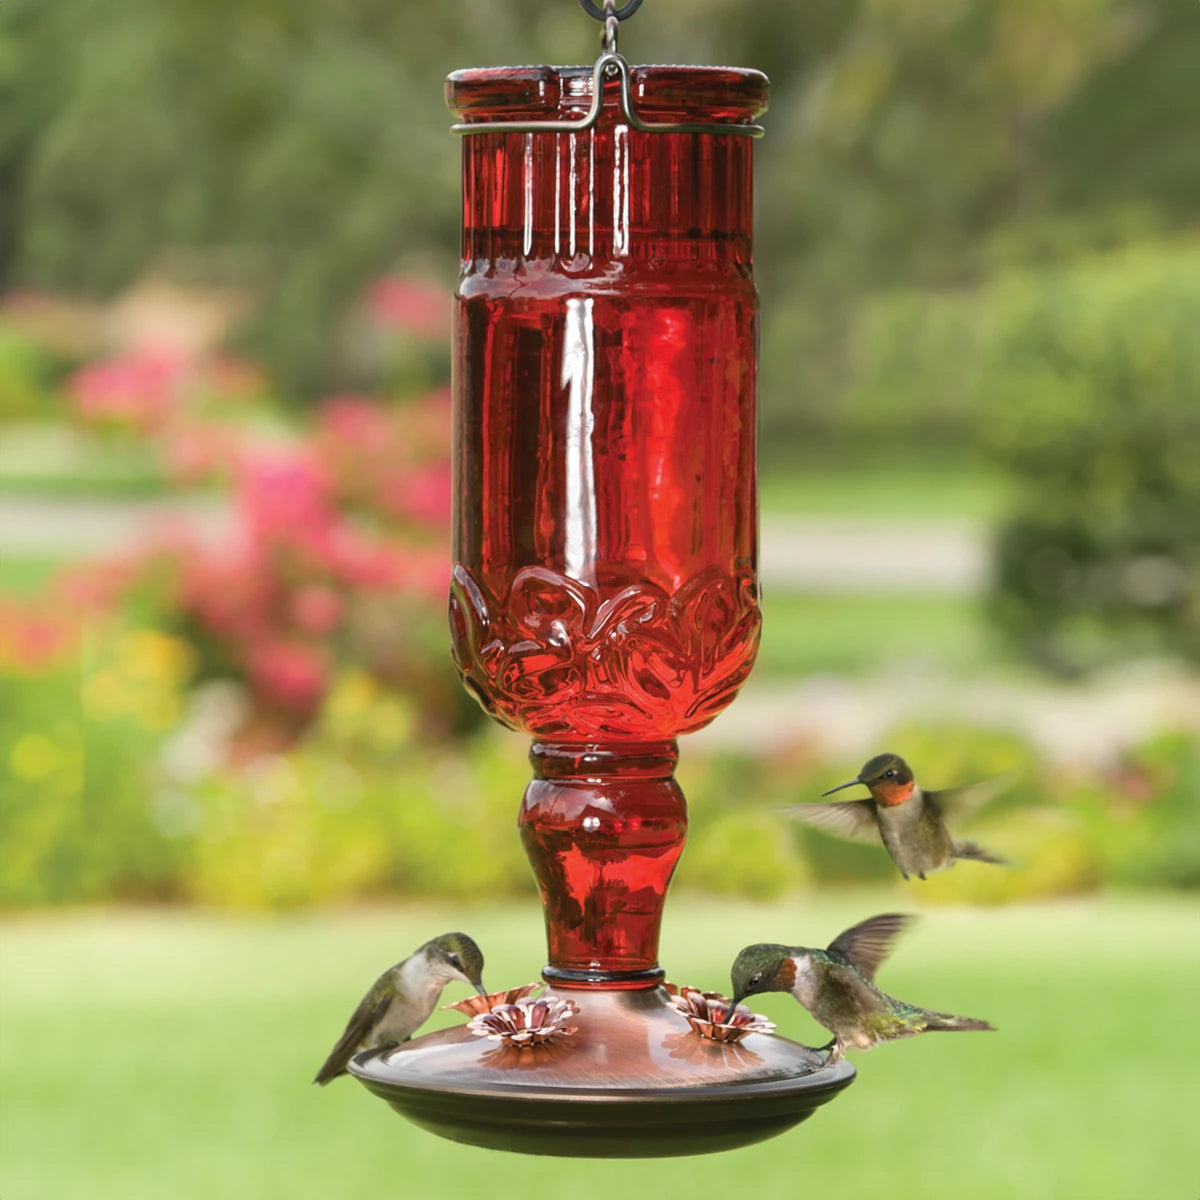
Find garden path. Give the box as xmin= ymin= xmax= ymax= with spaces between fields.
xmin=0 ymin=497 xmax=986 ymax=592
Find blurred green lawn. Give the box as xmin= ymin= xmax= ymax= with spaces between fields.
xmin=0 ymin=441 xmax=1002 ymax=517
xmin=759 ymin=457 xmax=1004 ymax=519
xmin=2 ymin=894 xmax=1196 ymax=1199
xmin=759 ymin=591 xmax=997 ymax=677
xmin=0 ymin=556 xmax=59 ymax=596
xmin=0 ymin=554 xmax=991 ymax=674
xmin=0 ymin=426 xmax=165 ymax=498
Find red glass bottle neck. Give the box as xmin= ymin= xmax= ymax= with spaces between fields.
xmin=449 ymin=64 xmax=766 ymax=271
xmin=520 ymin=740 xmax=687 ymax=988
xmin=531 ymin=741 xmax=679 ymax=780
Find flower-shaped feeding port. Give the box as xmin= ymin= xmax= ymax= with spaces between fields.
xmin=667 ymin=985 xmax=775 ymax=1045
xmin=467 ymin=997 xmax=580 ymax=1048
xmin=442 ymin=983 xmax=544 ymax=1018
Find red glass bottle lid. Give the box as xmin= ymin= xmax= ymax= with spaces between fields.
xmin=447 ymin=58 xmax=768 ymax=134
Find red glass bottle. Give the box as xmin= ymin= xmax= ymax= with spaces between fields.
xmin=447 ymin=64 xmax=768 ymax=986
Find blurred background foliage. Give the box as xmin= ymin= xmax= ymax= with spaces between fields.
xmin=2 ymin=0 xmax=1197 ymax=404
xmin=0 ymin=0 xmax=1197 ymax=912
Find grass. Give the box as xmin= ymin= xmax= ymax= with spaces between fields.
xmin=756 ymin=590 xmax=1002 ymax=677
xmin=0 ymin=424 xmax=167 ymax=498
xmin=1 ymin=895 xmax=1197 ymax=1199
xmin=759 ymin=455 xmax=1005 ymax=519
xmin=0 ymin=555 xmax=61 ymax=595
xmin=0 ymin=421 xmax=1003 ymax=515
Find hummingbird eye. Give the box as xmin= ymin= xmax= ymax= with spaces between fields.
xmin=883 ymin=769 xmax=895 ymax=779
xmin=448 ymin=954 xmax=462 ymax=969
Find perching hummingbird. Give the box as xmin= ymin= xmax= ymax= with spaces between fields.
xmin=727 ymin=913 xmax=994 ymax=1062
xmin=313 ymin=931 xmax=486 ymax=1085
xmin=782 ymin=752 xmax=1010 ymax=880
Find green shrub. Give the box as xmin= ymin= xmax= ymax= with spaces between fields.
xmin=983 ymin=241 xmax=1200 ymax=672
xmin=185 ymin=709 xmax=533 ymax=910
xmin=680 ymin=812 xmax=808 ymax=899
xmin=0 ymin=630 xmax=195 ymax=905
xmin=0 ymin=321 xmax=63 ymax=422
xmin=1072 ymin=731 xmax=1200 ymax=890
xmin=913 ymin=808 xmax=1105 ymax=906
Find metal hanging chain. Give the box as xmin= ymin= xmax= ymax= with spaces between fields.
xmin=577 ymin=0 xmax=644 ymax=22
xmin=451 ymin=0 xmax=763 ymax=138
xmin=588 ymin=0 xmax=629 ymax=55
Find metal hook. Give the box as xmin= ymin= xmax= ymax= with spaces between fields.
xmin=603 ymin=13 xmax=619 ymax=56
xmin=577 ymin=0 xmax=644 ymax=20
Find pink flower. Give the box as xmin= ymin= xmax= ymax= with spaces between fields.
xmin=0 ymin=600 xmax=74 ymax=671
xmin=68 ymin=347 xmax=189 ymax=433
xmin=328 ymin=533 xmax=408 ymax=590
xmin=246 ymin=640 xmax=328 ymax=714
xmin=402 ymin=545 xmax=448 ymax=603
xmin=235 ymin=447 xmax=335 ymax=539
xmin=55 ymin=559 xmax=139 ymax=614
xmin=181 ymin=547 xmax=275 ymax=641
xmin=318 ymin=395 xmax=391 ymax=444
xmin=207 ymin=355 xmax=266 ymax=401
xmin=365 ymin=277 xmax=450 ymax=340
xmin=163 ymin=422 xmax=236 ymax=484
xmin=403 ymin=462 xmax=452 ymax=527
xmin=289 ymin=585 xmax=343 ymax=636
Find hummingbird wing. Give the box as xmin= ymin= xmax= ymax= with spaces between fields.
xmin=825 ymin=913 xmax=915 ymax=983
xmin=313 ymin=972 xmax=395 ymax=1086
xmin=779 ymin=800 xmax=880 ymax=845
xmin=925 ymin=772 xmax=1018 ymax=821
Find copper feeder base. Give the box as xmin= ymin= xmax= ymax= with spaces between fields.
xmin=349 ymin=984 xmax=854 ymax=1158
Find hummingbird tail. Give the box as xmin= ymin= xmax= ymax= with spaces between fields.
xmin=952 ymin=838 xmax=1007 ymax=866
xmin=313 ymin=1061 xmax=347 ymax=1086
xmin=923 ymin=1011 xmax=995 ymax=1034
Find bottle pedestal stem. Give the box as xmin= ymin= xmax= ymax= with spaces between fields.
xmin=520 ymin=742 xmax=685 ymax=987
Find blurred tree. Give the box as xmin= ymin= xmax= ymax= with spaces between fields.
xmin=0 ymin=0 xmax=1197 ymax=416
xmin=753 ymin=0 xmax=1199 ymax=453
xmin=983 ymin=240 xmax=1200 ymax=672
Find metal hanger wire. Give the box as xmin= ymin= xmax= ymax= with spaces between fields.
xmin=451 ymin=0 xmax=764 ymax=138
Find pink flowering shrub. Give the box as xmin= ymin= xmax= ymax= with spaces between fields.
xmin=66 ymin=346 xmax=265 ymax=443
xmin=10 ymin=276 xmax=465 ymax=764
xmin=365 ymin=276 xmax=451 ymax=341
xmin=68 ymin=347 xmax=184 ymax=433
xmin=0 ymin=558 xmax=135 ymax=674
xmin=133 ymin=386 xmax=458 ymax=757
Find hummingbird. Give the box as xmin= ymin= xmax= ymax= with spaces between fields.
xmin=313 ymin=931 xmax=486 ymax=1085
xmin=727 ymin=913 xmax=994 ymax=1062
xmin=782 ymin=752 xmax=1010 ymax=880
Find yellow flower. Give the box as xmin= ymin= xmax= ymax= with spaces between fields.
xmin=325 ymin=670 xmax=378 ymax=721
xmin=119 ymin=631 xmax=195 ymax=684
xmin=9 ymin=735 xmax=61 ymax=781
xmin=83 ymin=671 xmax=132 ymax=720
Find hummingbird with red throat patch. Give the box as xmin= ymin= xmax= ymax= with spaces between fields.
xmin=727 ymin=913 xmax=994 ymax=1062
xmin=782 ymin=752 xmax=1010 ymax=880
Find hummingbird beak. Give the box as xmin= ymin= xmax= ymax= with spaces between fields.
xmin=821 ymin=778 xmax=862 ymax=797
xmin=473 ymin=981 xmax=488 ymax=997
xmin=724 ymin=994 xmax=745 ymax=1023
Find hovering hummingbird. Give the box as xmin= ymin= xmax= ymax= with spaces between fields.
xmin=313 ymin=931 xmax=486 ymax=1085
xmin=727 ymin=913 xmax=994 ymax=1062
xmin=782 ymin=752 xmax=1010 ymax=880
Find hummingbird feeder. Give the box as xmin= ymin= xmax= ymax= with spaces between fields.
xmin=349 ymin=0 xmax=854 ymax=1155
